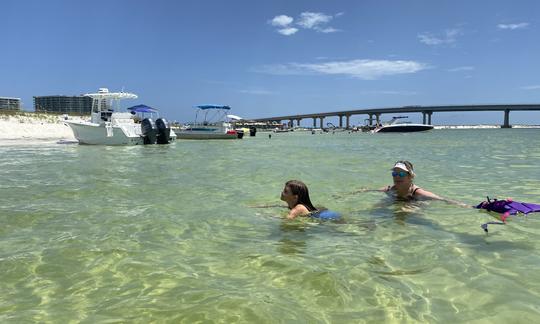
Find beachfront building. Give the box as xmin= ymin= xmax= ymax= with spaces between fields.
xmin=33 ymin=95 xmax=93 ymax=114
xmin=0 ymin=97 xmax=21 ymax=111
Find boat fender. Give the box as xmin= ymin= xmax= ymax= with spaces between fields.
xmin=310 ymin=210 xmax=341 ymax=220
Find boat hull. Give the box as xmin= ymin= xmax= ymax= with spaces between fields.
xmin=66 ymin=121 xmax=143 ymax=145
xmin=66 ymin=121 xmax=177 ymax=145
xmin=375 ymin=124 xmax=434 ymax=133
xmin=174 ymin=131 xmax=237 ymax=140
xmin=173 ymin=125 xmax=238 ymax=139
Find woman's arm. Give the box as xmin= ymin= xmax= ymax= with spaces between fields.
xmin=414 ymin=188 xmax=443 ymax=200
xmin=353 ymin=186 xmax=390 ymax=194
xmin=415 ymin=188 xmax=470 ymax=207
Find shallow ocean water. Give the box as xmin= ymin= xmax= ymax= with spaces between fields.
xmin=1 ymin=129 xmax=540 ymax=322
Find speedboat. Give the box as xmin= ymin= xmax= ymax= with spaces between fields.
xmin=64 ymin=88 xmax=176 ymax=145
xmin=373 ymin=116 xmax=433 ymax=133
xmin=174 ymin=105 xmax=240 ymax=139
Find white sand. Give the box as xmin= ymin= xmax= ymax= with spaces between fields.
xmin=0 ymin=114 xmax=77 ymax=141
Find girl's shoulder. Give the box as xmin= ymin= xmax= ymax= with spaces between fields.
xmin=292 ymin=204 xmax=310 ymax=213
xmin=288 ymin=204 xmax=311 ymax=219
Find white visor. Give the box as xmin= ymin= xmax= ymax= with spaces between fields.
xmin=392 ymin=162 xmax=413 ymax=175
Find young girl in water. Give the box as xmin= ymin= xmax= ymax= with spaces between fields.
xmin=280 ymin=180 xmax=317 ymax=219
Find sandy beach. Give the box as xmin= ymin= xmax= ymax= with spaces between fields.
xmin=0 ymin=113 xmax=77 ymax=142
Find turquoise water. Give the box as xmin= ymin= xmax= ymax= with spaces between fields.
xmin=1 ymin=129 xmax=540 ymax=322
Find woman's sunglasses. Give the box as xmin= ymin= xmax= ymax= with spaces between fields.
xmin=392 ymin=171 xmax=408 ymax=177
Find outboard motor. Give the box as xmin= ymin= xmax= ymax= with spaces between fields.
xmin=236 ymin=129 xmax=244 ymax=139
xmin=249 ymin=127 xmax=257 ymax=137
xmin=155 ymin=118 xmax=171 ymax=144
xmin=141 ymin=118 xmax=157 ymax=144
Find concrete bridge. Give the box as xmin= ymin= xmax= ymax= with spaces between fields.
xmin=252 ymin=104 xmax=540 ymax=129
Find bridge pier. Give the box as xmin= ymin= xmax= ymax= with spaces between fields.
xmin=312 ymin=118 xmax=317 ymax=128
xmin=368 ymin=114 xmax=373 ymax=126
xmin=502 ymin=109 xmax=511 ymax=128
xmin=319 ymin=117 xmax=324 ymax=129
xmin=346 ymin=115 xmax=350 ymax=129
xmin=296 ymin=119 xmax=301 ymax=127
xmin=422 ymin=111 xmax=433 ymax=124
xmin=339 ymin=115 xmax=343 ymax=128
xmin=375 ymin=113 xmax=381 ymax=126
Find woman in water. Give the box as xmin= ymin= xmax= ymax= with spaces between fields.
xmin=381 ymin=160 xmax=443 ymax=201
xmin=280 ymin=180 xmax=318 ymax=219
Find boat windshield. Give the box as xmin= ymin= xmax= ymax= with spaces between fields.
xmin=387 ymin=116 xmax=409 ymax=125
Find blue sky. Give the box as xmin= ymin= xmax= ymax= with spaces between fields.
xmin=2 ymin=0 xmax=540 ymax=125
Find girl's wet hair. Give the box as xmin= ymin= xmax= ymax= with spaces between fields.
xmin=285 ymin=180 xmax=317 ymax=212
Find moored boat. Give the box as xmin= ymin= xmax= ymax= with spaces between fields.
xmin=174 ymin=105 xmax=240 ymax=140
xmin=374 ymin=116 xmax=433 ymax=133
xmin=64 ymin=88 xmax=176 ymax=145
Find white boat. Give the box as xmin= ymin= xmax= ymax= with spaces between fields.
xmin=174 ymin=105 xmax=240 ymax=140
xmin=373 ymin=116 xmax=434 ymax=133
xmin=64 ymin=88 xmax=176 ymax=145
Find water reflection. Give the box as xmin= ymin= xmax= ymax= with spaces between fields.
xmin=275 ymin=222 xmax=310 ymax=255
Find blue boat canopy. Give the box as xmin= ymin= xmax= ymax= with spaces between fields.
xmin=127 ymin=104 xmax=158 ymax=113
xmin=195 ymin=104 xmax=231 ymax=110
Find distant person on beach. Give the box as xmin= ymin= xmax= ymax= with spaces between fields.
xmin=281 ymin=180 xmax=317 ymax=219
xmin=381 ymin=160 xmax=443 ymax=201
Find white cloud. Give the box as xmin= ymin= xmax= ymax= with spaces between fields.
xmin=319 ymin=27 xmax=340 ymax=33
xmin=270 ymin=15 xmax=294 ymax=27
xmin=448 ymin=66 xmax=475 ymax=72
xmin=418 ymin=28 xmax=462 ymax=45
xmin=277 ymin=27 xmax=298 ymax=36
xmin=521 ymin=85 xmax=540 ymax=90
xmin=238 ymin=89 xmax=276 ymax=95
xmin=359 ymin=90 xmax=418 ymax=95
xmin=498 ymin=22 xmax=529 ymax=30
xmin=269 ymin=11 xmax=341 ymax=35
xmin=253 ymin=59 xmax=430 ymax=80
xmin=297 ymin=12 xmax=340 ymax=33
xmin=297 ymin=12 xmax=332 ymax=29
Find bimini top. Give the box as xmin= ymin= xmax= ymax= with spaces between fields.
xmin=195 ymin=104 xmax=231 ymax=110
xmin=127 ymin=104 xmax=158 ymax=113
xmin=84 ymin=88 xmax=138 ymax=100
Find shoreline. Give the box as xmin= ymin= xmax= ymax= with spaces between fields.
xmin=1 ymin=112 xmax=539 ymax=142
xmin=0 ymin=112 xmax=77 ymax=142
xmin=434 ymin=124 xmax=540 ymax=129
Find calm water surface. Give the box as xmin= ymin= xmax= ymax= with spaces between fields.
xmin=1 ymin=129 xmax=540 ymax=322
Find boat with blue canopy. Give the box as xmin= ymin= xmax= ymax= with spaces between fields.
xmin=174 ymin=104 xmax=241 ymax=139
